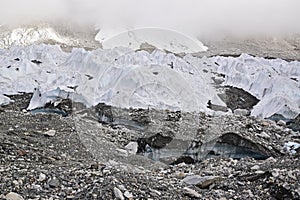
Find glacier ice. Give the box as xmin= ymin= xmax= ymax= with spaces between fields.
xmin=211 ymin=54 xmax=300 ymax=119
xmin=0 ymin=44 xmax=299 ymax=119
xmin=97 ymin=27 xmax=208 ymax=54
xmin=0 ymin=27 xmax=74 ymax=49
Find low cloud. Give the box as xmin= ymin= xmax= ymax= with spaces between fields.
xmin=1 ymin=0 xmax=299 ymax=38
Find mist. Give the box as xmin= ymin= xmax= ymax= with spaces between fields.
xmin=0 ymin=0 xmax=300 ymax=38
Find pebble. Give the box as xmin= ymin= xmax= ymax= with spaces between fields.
xmin=44 ymin=130 xmax=56 ymax=137
xmin=113 ymin=187 xmax=124 ymax=200
xmin=38 ymin=173 xmax=46 ymax=181
xmin=125 ymin=142 xmax=138 ymax=154
xmin=124 ymin=191 xmax=133 ymax=199
xmin=262 ymin=121 xmax=270 ymax=127
xmin=32 ymin=184 xmax=42 ymax=190
xmin=259 ymin=131 xmax=270 ymax=139
xmin=182 ymin=175 xmax=221 ymax=189
xmin=177 ymin=171 xmax=186 ymax=178
xmin=183 ymin=187 xmax=201 ymax=198
xmin=266 ymin=157 xmax=277 ymax=163
xmin=234 ymin=109 xmax=249 ymax=116
xmin=244 ymin=189 xmax=254 ymax=197
xmin=48 ymin=177 xmax=60 ymax=188
xmin=251 ymin=165 xmax=260 ymax=170
xmin=149 ymin=188 xmax=161 ymax=196
xmin=118 ymin=184 xmax=126 ymax=192
xmin=277 ymin=120 xmax=286 ymax=126
xmin=12 ymin=180 xmax=19 ymax=185
xmin=5 ymin=192 xmax=24 ymax=200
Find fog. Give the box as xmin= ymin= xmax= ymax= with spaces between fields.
xmin=0 ymin=0 xmax=300 ymax=38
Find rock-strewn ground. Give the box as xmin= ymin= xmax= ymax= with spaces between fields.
xmin=0 ymin=94 xmax=299 ymax=200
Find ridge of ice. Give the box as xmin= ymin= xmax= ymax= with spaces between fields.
xmin=0 ymin=45 xmax=299 ymax=119
xmin=212 ymin=54 xmax=300 ymax=119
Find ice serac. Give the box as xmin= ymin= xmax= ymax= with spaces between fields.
xmin=0 ymin=44 xmax=299 ymax=120
xmin=97 ymin=27 xmax=208 ymax=54
xmin=213 ymin=54 xmax=300 ymax=119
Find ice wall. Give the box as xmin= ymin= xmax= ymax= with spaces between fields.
xmin=0 ymin=45 xmax=299 ymax=119
xmin=212 ymin=54 xmax=300 ymax=119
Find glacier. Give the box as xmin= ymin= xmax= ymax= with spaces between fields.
xmin=0 ymin=44 xmax=299 ymax=119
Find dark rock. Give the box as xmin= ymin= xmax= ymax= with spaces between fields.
xmin=183 ymin=175 xmax=222 ymax=189
xmin=85 ymin=74 xmax=93 ymax=80
xmin=239 ymin=171 xmax=271 ymax=182
xmin=43 ymin=98 xmax=73 ymax=116
xmin=207 ymin=100 xmax=228 ymax=112
xmin=2 ymin=93 xmax=33 ymax=111
xmin=137 ymin=132 xmax=173 ymax=151
xmin=219 ymin=86 xmax=259 ymax=112
xmin=31 ymin=60 xmax=42 ymax=65
xmin=48 ymin=178 xmax=60 ymax=188
xmin=269 ymin=183 xmax=294 ymax=200
xmin=166 ymin=111 xmax=181 ymax=122
xmin=128 ymin=108 xmax=151 ymax=125
xmin=287 ymin=114 xmax=300 ymax=132
xmin=94 ymin=103 xmax=113 ymax=123
xmin=171 ymin=156 xmax=195 ymax=165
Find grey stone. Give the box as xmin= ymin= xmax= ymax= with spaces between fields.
xmin=251 ymin=165 xmax=260 ymax=170
xmin=44 ymin=130 xmax=56 ymax=137
xmin=48 ymin=177 xmax=60 ymax=188
xmin=125 ymin=142 xmax=138 ymax=154
xmin=259 ymin=131 xmax=270 ymax=139
xmin=118 ymin=184 xmax=126 ymax=192
xmin=38 ymin=173 xmax=46 ymax=181
xmin=277 ymin=120 xmax=286 ymax=126
xmin=113 ymin=187 xmax=124 ymax=200
xmin=183 ymin=187 xmax=201 ymax=198
xmin=5 ymin=192 xmax=24 ymax=200
xmin=272 ymin=169 xmax=280 ymax=177
xmin=234 ymin=109 xmax=250 ymax=116
xmin=182 ymin=175 xmax=222 ymax=189
xmin=124 ymin=191 xmax=133 ymax=199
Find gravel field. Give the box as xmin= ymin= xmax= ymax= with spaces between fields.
xmin=0 ymin=91 xmax=299 ymax=199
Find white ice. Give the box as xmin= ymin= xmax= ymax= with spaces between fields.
xmin=0 ymin=43 xmax=299 ymax=119
xmin=0 ymin=27 xmax=74 ymax=49
xmin=96 ymin=27 xmax=208 ymax=54
xmin=284 ymin=142 xmax=300 ymax=154
xmin=211 ymin=54 xmax=300 ymax=119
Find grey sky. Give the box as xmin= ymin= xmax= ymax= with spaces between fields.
xmin=0 ymin=0 xmax=299 ymax=37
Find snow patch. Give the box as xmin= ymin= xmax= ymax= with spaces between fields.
xmin=0 ymin=27 xmax=74 ymax=49
xmin=96 ymin=27 xmax=208 ymax=54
